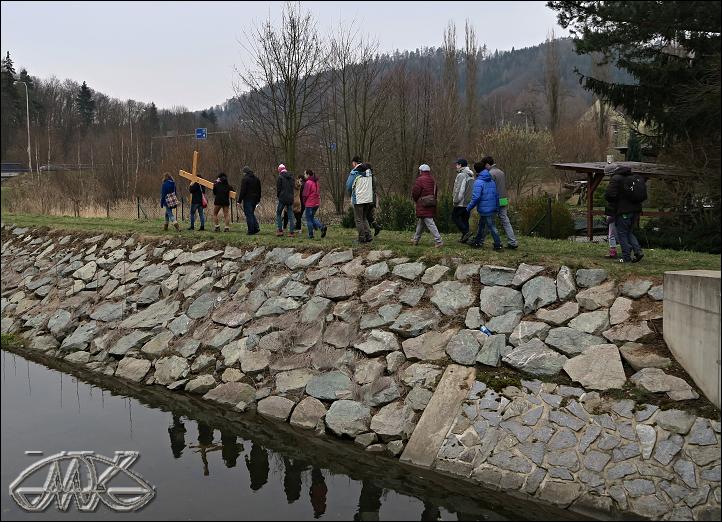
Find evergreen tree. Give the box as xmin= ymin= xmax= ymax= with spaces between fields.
xmin=142 ymin=102 xmax=160 ymax=134
xmin=75 ymin=81 xmax=95 ymax=127
xmin=547 ymin=1 xmax=721 ymax=143
xmin=1 ymin=51 xmax=22 ymax=157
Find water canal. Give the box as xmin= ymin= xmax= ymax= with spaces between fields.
xmin=1 ymin=349 xmax=588 ymax=521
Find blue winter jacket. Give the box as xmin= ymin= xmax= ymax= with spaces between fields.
xmin=466 ymin=170 xmax=500 ymax=216
xmin=160 ymin=179 xmax=176 ymax=208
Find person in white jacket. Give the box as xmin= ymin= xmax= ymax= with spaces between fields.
xmin=451 ymin=158 xmax=475 ymax=243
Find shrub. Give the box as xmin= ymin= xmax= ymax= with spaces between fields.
xmin=378 ymin=195 xmax=416 ymax=231
xmin=640 ymin=205 xmax=721 ymax=254
xmin=434 ymin=192 xmax=454 ymax=233
xmin=341 ymin=206 xmax=355 ymax=228
xmin=516 ymin=195 xmax=575 ymax=239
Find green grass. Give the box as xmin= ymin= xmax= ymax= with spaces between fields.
xmin=2 ymin=212 xmax=719 ymax=278
xmin=1 ymin=333 xmax=25 ymax=350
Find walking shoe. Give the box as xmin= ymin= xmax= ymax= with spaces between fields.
xmin=506 ymin=243 xmax=518 ymax=250
xmin=461 ymin=231 xmax=473 ymax=243
xmin=469 ymin=242 xmax=482 ymax=249
xmin=214 ymin=225 xmax=220 ymax=232
xmin=632 ymin=252 xmax=644 ymax=263
xmin=493 ymin=245 xmax=503 ymax=251
xmin=223 ymin=227 xmax=230 ymax=232
xmin=618 ymin=258 xmax=632 ymax=263
xmin=276 ymin=229 xmax=284 ymax=237
xmin=287 ymin=232 xmax=295 ymax=238
xmin=173 ymin=222 xmax=180 ymax=231
xmin=411 ymin=238 xmax=419 ymax=246
xmin=188 ymin=225 xmax=194 ymax=231
xmin=374 ymin=225 xmax=382 ymax=236
xmin=434 ymin=241 xmax=444 ymax=248
xmin=199 ymin=226 xmax=205 ymax=231
xmin=321 ymin=225 xmax=327 ymax=238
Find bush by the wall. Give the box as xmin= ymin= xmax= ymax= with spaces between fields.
xmin=516 ymin=195 xmax=575 ymax=239
xmin=434 ymin=192 xmax=454 ymax=233
xmin=640 ymin=205 xmax=721 ymax=254
xmin=378 ymin=195 xmax=416 ymax=232
xmin=341 ymin=206 xmax=355 ymax=229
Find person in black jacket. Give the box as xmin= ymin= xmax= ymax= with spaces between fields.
xmin=236 ymin=166 xmax=261 ymax=235
xmin=604 ymin=164 xmax=645 ymax=263
xmin=275 ymin=164 xmax=296 ymax=237
xmin=188 ymin=175 xmax=206 ymax=231
xmin=212 ymin=172 xmax=234 ymax=232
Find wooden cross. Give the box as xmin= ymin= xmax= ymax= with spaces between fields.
xmin=178 ymin=150 xmax=237 ymax=200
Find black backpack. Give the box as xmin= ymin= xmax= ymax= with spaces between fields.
xmin=623 ymin=173 xmax=647 ymax=204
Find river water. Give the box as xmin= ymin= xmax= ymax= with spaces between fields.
xmin=1 ymin=349 xmax=585 ymax=521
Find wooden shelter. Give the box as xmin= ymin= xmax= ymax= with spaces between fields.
xmin=552 ymin=161 xmax=690 ymax=240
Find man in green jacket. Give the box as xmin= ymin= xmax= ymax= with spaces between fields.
xmin=482 ymin=156 xmax=518 ymax=249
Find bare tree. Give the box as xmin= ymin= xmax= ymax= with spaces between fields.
xmin=544 ymin=30 xmax=562 ymax=133
xmin=236 ymin=1 xmax=326 ymax=172
xmin=463 ymin=20 xmax=482 ymax=151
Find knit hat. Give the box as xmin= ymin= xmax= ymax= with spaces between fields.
xmin=419 ymin=164 xmax=431 ymax=172
xmin=242 ymin=166 xmax=253 ymax=175
xmin=455 ymin=158 xmax=467 ymax=167
xmin=277 ymin=164 xmax=287 ymax=173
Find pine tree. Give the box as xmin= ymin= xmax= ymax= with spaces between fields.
xmin=547 ymin=1 xmax=721 ymax=143
xmin=1 ymin=51 xmax=22 ymax=157
xmin=75 ymin=81 xmax=95 ymax=128
xmin=142 ymin=102 xmax=160 ymax=134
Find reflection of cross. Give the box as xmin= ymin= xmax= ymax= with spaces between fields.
xmin=177 ymin=150 xmax=237 ymax=199
xmin=189 ymin=443 xmax=223 ymax=476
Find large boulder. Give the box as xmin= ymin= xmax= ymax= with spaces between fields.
xmin=275 ymin=369 xmax=317 ymax=393
xmin=502 ymin=339 xmax=568 ymax=376
xmin=545 ymin=327 xmax=606 ymax=356
xmin=556 ymin=266 xmax=577 ymax=300
xmin=630 ymin=368 xmax=697 ymax=398
xmin=354 ymin=330 xmax=400 ymax=356
xmin=619 ymin=342 xmax=671 ymax=371
xmin=422 ymin=265 xmax=450 ymax=285
xmin=306 ymin=371 xmax=353 ymax=400
xmin=255 ymin=297 xmax=301 ymax=317
xmin=576 ymin=269 xmax=608 ymax=288
xmin=603 ymin=322 xmax=653 ymax=343
xmin=511 ymin=263 xmax=544 ymax=288
xmin=290 ymin=397 xmax=327 ymax=429
xmin=392 ymin=262 xmax=426 ymax=281
xmin=400 ymin=363 xmax=443 ymax=389
xmin=563 ymin=344 xmax=626 ymax=390
xmin=90 ymin=302 xmax=124 ymax=322
xmin=154 ymin=356 xmax=190 ymax=385
xmin=485 ymin=310 xmax=523 ymax=334
xmin=576 ymin=282 xmax=616 ymax=311
xmin=569 ymin=311 xmax=610 ymax=335
xmin=115 ymin=357 xmax=151 ymax=382
xmin=402 ymin=328 xmax=457 ymax=361
xmin=202 ymin=382 xmax=256 ymax=407
xmin=446 ymin=329 xmax=485 ymax=365
xmin=314 ymin=277 xmax=359 ymax=300
xmin=510 ymin=321 xmax=551 ymax=346
xmin=185 ymin=375 xmax=217 ymax=394
xmin=476 ymin=334 xmax=507 ymax=367
xmin=390 ymin=309 xmax=440 ymax=338
xmin=431 ymin=281 xmax=475 ymax=316
xmin=257 ymin=396 xmax=296 ymax=421
xmin=59 ymin=322 xmax=98 ymax=352
xmin=370 ymin=401 xmax=416 ymax=440
xmin=479 ymin=265 xmax=515 ymax=286
xmin=325 ymin=400 xmax=371 ymax=437
xmin=121 ymin=299 xmax=180 ymax=328
xmin=522 ymin=276 xmax=557 ymax=313
xmin=479 ymin=286 xmax=523 ymax=317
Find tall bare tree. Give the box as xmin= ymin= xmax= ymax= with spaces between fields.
xmin=236 ymin=1 xmax=326 ymax=172
xmin=463 ymin=20 xmax=481 ymax=152
xmin=544 ymin=29 xmax=562 ymax=132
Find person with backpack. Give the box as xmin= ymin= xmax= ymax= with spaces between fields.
xmin=451 ymin=158 xmax=475 ymax=243
xmin=212 ymin=172 xmax=234 ymax=232
xmin=604 ymin=164 xmax=647 ymax=263
xmin=188 ymin=174 xmax=207 ymax=231
xmin=160 ymin=172 xmax=180 ymax=231
xmin=411 ymin=164 xmax=444 ymax=248
xmin=302 ymin=169 xmax=327 ymax=239
xmin=283 ymin=174 xmax=304 ymax=234
xmin=346 ymin=156 xmax=377 ymax=244
xmin=276 ymin=164 xmax=296 ymax=237
xmin=236 ymin=166 xmax=261 ymax=235
xmin=466 ymin=162 xmax=502 ymax=250
xmin=482 ymin=156 xmax=518 ymax=249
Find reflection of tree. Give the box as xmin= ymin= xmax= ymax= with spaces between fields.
xmin=353 ymin=480 xmax=383 ymax=521
xmin=421 ymin=501 xmax=441 ymax=521
xmin=168 ymin=415 xmax=187 ymax=459
xmin=283 ymin=457 xmax=308 ymax=503
xmin=309 ymin=467 xmax=328 ymax=519
xmin=188 ymin=421 xmax=222 ymax=476
xmin=220 ymin=430 xmax=243 ymax=468
xmin=245 ymin=442 xmax=269 ymax=491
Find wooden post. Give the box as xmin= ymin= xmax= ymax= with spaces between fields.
xmin=586 ymin=172 xmax=605 ymax=241
xmin=192 ymin=150 xmax=198 ymax=177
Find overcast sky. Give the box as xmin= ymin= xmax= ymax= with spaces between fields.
xmin=1 ymin=1 xmax=567 ymax=111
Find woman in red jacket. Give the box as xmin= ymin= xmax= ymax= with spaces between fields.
xmin=411 ymin=164 xmax=444 ymax=247
xmin=302 ymin=169 xmax=327 ymax=239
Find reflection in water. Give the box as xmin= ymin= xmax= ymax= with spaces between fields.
xmin=354 ymin=480 xmax=383 ymax=521
xmin=245 ymin=442 xmax=269 ymax=491
xmin=1 ymin=351 xmax=585 ymax=521
xmin=168 ymin=415 xmax=187 ymax=459
xmin=221 ymin=430 xmax=243 ymax=468
xmin=309 ymin=467 xmax=328 ymax=519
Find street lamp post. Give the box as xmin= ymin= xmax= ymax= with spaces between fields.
xmin=517 ymin=110 xmax=529 ymax=133
xmin=14 ymin=80 xmax=32 ymax=173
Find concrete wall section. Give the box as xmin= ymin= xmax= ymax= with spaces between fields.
xmin=664 ymin=270 xmax=721 ymax=409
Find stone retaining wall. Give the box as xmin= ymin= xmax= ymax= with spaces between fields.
xmin=1 ymin=225 xmax=719 ymax=521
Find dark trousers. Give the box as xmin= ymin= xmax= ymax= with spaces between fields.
xmin=242 ymin=199 xmax=260 ymax=234
xmin=190 ymin=203 xmax=205 ymax=228
xmin=615 ymin=212 xmax=642 ymax=261
xmin=451 ymin=207 xmax=470 ymax=234
xmin=473 ymin=214 xmax=502 ymax=247
xmin=282 ymin=210 xmax=303 ymax=231
xmin=353 ymin=203 xmax=373 ymax=241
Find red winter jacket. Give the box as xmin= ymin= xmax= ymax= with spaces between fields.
xmin=303 ymin=176 xmax=321 ymax=208
xmin=411 ymin=172 xmax=437 ymax=218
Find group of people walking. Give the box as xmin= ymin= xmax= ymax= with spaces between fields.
xmin=404 ymin=156 xmax=519 ymax=250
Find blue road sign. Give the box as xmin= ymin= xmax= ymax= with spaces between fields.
xmin=196 ymin=128 xmax=207 ymax=140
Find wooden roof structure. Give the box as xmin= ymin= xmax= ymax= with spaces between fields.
xmin=552 ymin=161 xmax=691 ymax=240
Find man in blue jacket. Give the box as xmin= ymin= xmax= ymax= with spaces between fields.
xmin=466 ymin=162 xmax=502 ymax=250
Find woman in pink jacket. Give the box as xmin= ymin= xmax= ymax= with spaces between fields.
xmin=302 ymin=169 xmax=327 ymax=239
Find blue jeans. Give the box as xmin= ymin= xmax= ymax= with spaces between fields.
xmin=473 ymin=214 xmax=501 ymax=247
xmin=305 ymin=206 xmax=324 ymax=237
xmin=451 ymin=207 xmax=470 ymax=235
xmin=164 ymin=206 xmax=176 ymax=222
xmin=243 ymin=199 xmax=260 ymax=234
xmin=276 ymin=201 xmax=294 ymax=231
xmin=615 ymin=213 xmax=642 ymax=261
xmin=190 ymin=203 xmax=205 ymax=228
